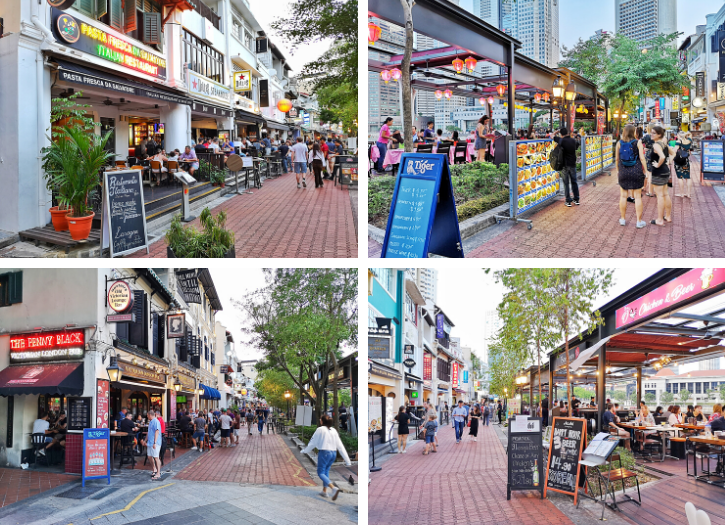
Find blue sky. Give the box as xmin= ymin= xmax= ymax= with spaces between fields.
xmin=457 ymin=0 xmax=721 ymax=49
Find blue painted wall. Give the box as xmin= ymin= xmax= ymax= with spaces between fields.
xmin=369 ymin=270 xmax=402 ymax=362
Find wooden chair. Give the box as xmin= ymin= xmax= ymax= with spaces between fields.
xmin=416 ymin=143 xmax=434 ymax=153
xmin=118 ymin=434 xmax=136 ymax=469
xmin=454 ymin=143 xmax=468 ymax=164
xmin=115 ymin=160 xmax=127 ymax=168
xmin=437 ymin=144 xmax=451 ymax=156
xmin=150 ymin=160 xmax=164 ymax=186
xmin=598 ymin=453 xmax=641 ymax=506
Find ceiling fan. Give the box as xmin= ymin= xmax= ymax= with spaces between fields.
xmin=103 ymin=97 xmax=130 ymax=106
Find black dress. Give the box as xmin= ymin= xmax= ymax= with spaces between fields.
xmin=469 ymin=413 xmax=479 ymax=437
xmin=618 ymin=139 xmax=645 ymax=190
xmin=395 ymin=413 xmax=410 ymax=435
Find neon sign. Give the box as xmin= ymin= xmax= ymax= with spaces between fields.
xmin=9 ymin=330 xmax=85 ymax=363
xmin=80 ymin=23 xmax=166 ymax=77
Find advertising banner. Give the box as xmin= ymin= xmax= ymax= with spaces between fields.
xmin=452 ymin=362 xmax=459 ymax=387
xmin=368 ymin=396 xmax=382 ymax=433
xmin=82 ymin=428 xmax=110 ymax=487
xmin=511 ymin=140 xmax=560 ymax=216
xmin=436 ymin=314 xmax=445 ymax=339
xmin=423 ymin=354 xmax=432 ymax=381
xmin=96 ymin=379 xmax=109 ymax=429
xmin=233 ymin=70 xmax=251 ymax=92
xmin=696 ymin=72 xmax=705 ymax=98
xmin=703 ymin=140 xmax=725 ymax=181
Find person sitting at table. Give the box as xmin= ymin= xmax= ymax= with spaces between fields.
xmin=179 ymin=146 xmax=199 ymax=177
xmin=150 ymin=150 xmax=169 ymax=186
xmin=663 ymin=406 xmax=673 ymax=421
xmin=220 ymin=138 xmax=233 ymax=152
xmin=710 ymin=414 xmax=725 ymax=432
xmin=167 ymin=149 xmax=181 ymax=161
xmin=32 ymin=412 xmax=55 ymax=456
xmin=686 ymin=405 xmax=695 ymax=420
xmin=134 ymin=141 xmax=147 ymax=161
xmin=114 ymin=407 xmax=127 ymax=430
xmin=709 ymin=404 xmax=722 ymax=422
xmin=636 ymin=405 xmax=656 ymax=426
xmin=603 ymin=403 xmax=631 ymax=450
xmin=654 ymin=406 xmax=664 ymax=418
xmin=668 ymin=405 xmax=683 ymax=425
xmin=693 ymin=405 xmax=706 ymax=423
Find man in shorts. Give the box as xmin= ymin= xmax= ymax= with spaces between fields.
xmin=192 ymin=411 xmax=207 ymax=452
xmin=290 ymin=137 xmax=309 ymax=189
xmin=146 ymin=410 xmax=162 ymax=480
xmin=246 ymin=407 xmax=255 ymax=435
xmin=219 ymin=410 xmax=232 ymax=447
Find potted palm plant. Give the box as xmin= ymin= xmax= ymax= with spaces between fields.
xmin=50 ymin=127 xmax=115 ymax=241
xmin=165 ymin=207 xmax=235 ymax=257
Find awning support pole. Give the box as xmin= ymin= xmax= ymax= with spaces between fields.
xmin=596 ymin=343 xmax=606 ymax=433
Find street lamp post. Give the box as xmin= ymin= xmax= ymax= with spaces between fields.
xmin=284 ymin=390 xmax=291 ymax=420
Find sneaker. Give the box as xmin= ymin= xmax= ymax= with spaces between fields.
xmin=191 ymin=446 xmax=197 ymax=450
xmin=297 ymin=183 xmax=301 ymax=189
xmin=619 ymin=218 xmax=626 ymax=226
xmin=38 ymin=449 xmax=46 ymax=456
xmin=627 ymin=197 xmax=635 ymax=203
xmin=565 ymin=201 xmax=572 ymax=207
xmin=302 ymin=179 xmax=307 ymax=188
xmin=636 ymin=220 xmax=647 ymax=229
xmin=402 ymin=449 xmax=406 ymax=454
xmin=319 ymin=491 xmax=328 ymax=498
xmin=331 ymin=487 xmax=341 ymax=501
xmin=574 ymin=200 xmax=580 ymax=205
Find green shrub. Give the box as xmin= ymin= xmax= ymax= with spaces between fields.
xmin=456 ymin=189 xmax=510 ymax=222
xmin=165 ymin=207 xmax=234 ymax=257
xmin=368 ymin=176 xmax=396 ymax=227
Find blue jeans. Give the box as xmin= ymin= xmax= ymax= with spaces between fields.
xmin=376 ymin=141 xmax=387 ymax=172
xmin=281 ymin=157 xmax=289 ymax=172
xmin=454 ymin=420 xmax=465 ymax=441
xmin=258 ymin=419 xmax=264 ymax=433
xmin=561 ymin=165 xmax=580 ymax=203
xmin=317 ymin=449 xmax=336 ymax=487
xmin=484 ymin=414 xmax=490 ymax=426
xmin=294 ymin=162 xmax=307 ymax=174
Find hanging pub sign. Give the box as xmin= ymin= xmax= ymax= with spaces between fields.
xmin=51 ymin=9 xmax=166 ymax=79
xmin=616 ymin=268 xmax=725 ymax=329
xmin=176 ymin=270 xmax=201 ymax=303
xmin=403 ymin=358 xmax=416 ymax=368
xmin=381 ymin=153 xmax=463 ymax=258
xmin=48 ymin=0 xmax=76 ymax=9
xmin=166 ymin=313 xmax=186 ymax=339
xmin=108 ymin=281 xmax=133 ymax=312
xmin=696 ymin=72 xmax=706 ymax=98
xmin=259 ymin=79 xmax=270 ymax=108
xmin=233 ymin=70 xmax=251 ymax=92
xmin=219 ymin=365 xmax=232 ymax=374
xmin=403 ymin=344 xmax=414 ymax=355
xmin=10 ymin=330 xmax=85 ymax=363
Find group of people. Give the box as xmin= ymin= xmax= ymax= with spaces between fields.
xmin=615 ymin=124 xmax=694 ymax=229
xmin=32 ymin=410 xmax=68 ymax=457
xmin=288 ymin=135 xmax=345 ymax=189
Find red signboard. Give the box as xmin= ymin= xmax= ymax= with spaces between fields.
xmin=170 ymin=389 xmax=177 ymax=421
xmin=9 ymin=330 xmax=85 ymax=363
xmin=616 ymin=268 xmax=725 ymax=329
xmin=96 ymin=379 xmax=109 ymax=428
xmin=423 ymin=354 xmax=432 ymax=381
xmin=654 ymin=105 xmax=661 ymax=120
xmin=452 ymin=362 xmax=459 ymax=387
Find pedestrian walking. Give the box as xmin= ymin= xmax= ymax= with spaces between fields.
xmin=425 ymin=402 xmax=439 ymax=447
xmin=615 ymin=124 xmax=647 ymax=228
xmin=308 ymin=143 xmax=326 ymax=188
xmin=219 ymin=410 xmax=233 ymax=447
xmin=673 ymin=131 xmax=693 ymax=199
xmin=421 ymin=414 xmax=438 ymax=455
xmin=394 ymin=405 xmax=410 ymax=454
xmin=232 ymin=411 xmax=241 ymax=445
xmin=256 ymin=405 xmax=265 ymax=434
xmin=452 ymin=400 xmax=467 ymax=444
xmin=469 ymin=405 xmax=480 ymax=441
xmin=192 ymin=411 xmax=207 ymax=451
xmin=301 ymin=415 xmax=351 ymax=501
xmin=649 ymin=125 xmax=673 ymax=227
xmin=146 ymin=409 xmax=162 ymax=480
xmin=245 ymin=406 xmax=255 ymax=435
xmin=475 ymin=115 xmax=492 ymax=162
xmin=554 ymin=127 xmax=580 ymax=207
xmin=376 ymin=117 xmax=393 ymax=172
xmin=290 ymin=137 xmax=309 ymax=189
xmin=483 ymin=402 xmax=491 ymax=427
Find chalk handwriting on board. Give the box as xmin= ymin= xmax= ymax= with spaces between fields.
xmin=103 ymin=171 xmax=149 ymax=257
xmin=386 ymin=178 xmax=436 ymax=258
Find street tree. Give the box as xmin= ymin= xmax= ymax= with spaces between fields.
xmin=559 ymin=34 xmax=610 ymax=90
xmin=399 ymin=0 xmax=414 ymax=152
xmin=487 ymin=324 xmax=529 ymax=400
xmin=271 ymin=0 xmax=357 ymax=96
xmin=612 ymin=390 xmax=627 ymax=403
xmin=679 ymin=389 xmax=691 ymax=402
xmin=235 ymin=268 xmax=357 ymax=430
xmin=660 ymin=391 xmax=674 ymax=404
xmin=644 ymin=392 xmax=656 ymax=404
xmin=548 ymin=269 xmax=614 ymax=416
xmin=707 ymin=389 xmax=717 ymax=401
xmin=317 ymin=84 xmax=357 ymax=136
xmin=720 ymin=383 xmax=725 ymax=401
xmin=492 ymin=269 xmax=561 ymax=407
xmin=253 ymin=366 xmax=300 ymax=411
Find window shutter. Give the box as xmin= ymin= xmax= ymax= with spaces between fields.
xmin=8 ymin=271 xmax=22 ymax=305
xmin=123 ymin=0 xmax=137 ymax=33
xmin=151 ymin=313 xmax=159 ymax=356
xmin=211 ymin=353 xmax=215 ymax=366
xmin=77 ymin=0 xmax=94 ymax=16
xmin=96 ymin=0 xmax=108 ymax=19
xmin=158 ymin=314 xmax=165 ymax=359
xmin=129 ymin=291 xmax=148 ymax=348
xmin=143 ymin=12 xmax=162 ymax=45
xmin=109 ymin=0 xmax=122 ymax=31
xmin=191 ymin=355 xmax=201 ymax=368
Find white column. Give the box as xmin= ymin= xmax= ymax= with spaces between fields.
xmin=164 ymin=8 xmax=186 ymax=90
xmin=160 ymin=104 xmax=192 ymax=151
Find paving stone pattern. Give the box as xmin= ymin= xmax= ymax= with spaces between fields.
xmin=368 ymin=422 xmax=572 ymax=525
xmin=120 ymin=502 xmax=276 ymax=525
xmin=129 ymin=171 xmax=357 ymax=258
xmin=0 ymin=468 xmax=76 ymax=508
xmin=175 ymin=431 xmax=315 ymax=486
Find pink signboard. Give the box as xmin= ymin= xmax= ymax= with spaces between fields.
xmin=170 ymin=389 xmax=177 ymax=421
xmin=96 ymin=379 xmax=109 ymax=428
xmin=616 ymin=268 xmax=725 ymax=329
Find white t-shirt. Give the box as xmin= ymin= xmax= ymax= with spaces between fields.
xmin=308 ymin=150 xmax=326 ymax=163
xmin=33 ymin=419 xmax=49 ymax=434
xmin=220 ymin=414 xmax=232 ymax=430
xmin=209 ymin=143 xmax=220 ymax=152
xmin=291 ymin=143 xmax=309 ymax=163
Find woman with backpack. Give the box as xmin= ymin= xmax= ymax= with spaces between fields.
xmin=649 ymin=125 xmax=673 ymax=226
xmin=673 ymin=131 xmax=693 ymax=199
xmin=615 ymin=124 xmax=648 ymax=228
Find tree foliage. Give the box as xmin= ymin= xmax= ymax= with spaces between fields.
xmin=644 ymin=392 xmax=656 ymax=404
xmin=235 ymin=268 xmax=357 ymax=429
xmin=271 ymin=0 xmax=357 ymax=97
xmin=679 ymin=389 xmax=691 ymax=402
xmin=660 ymin=391 xmax=674 ymax=404
xmin=316 ymin=84 xmax=358 ymax=134
xmin=254 ymin=367 xmax=299 ymax=412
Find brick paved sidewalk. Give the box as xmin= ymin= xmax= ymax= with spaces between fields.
xmin=130 ymin=171 xmax=357 ymax=258
xmin=0 ymin=468 xmax=76 ymax=508
xmin=369 ymin=156 xmax=725 ymax=258
xmin=369 ymin=422 xmax=572 ymax=525
xmin=175 ymin=430 xmax=315 ymax=487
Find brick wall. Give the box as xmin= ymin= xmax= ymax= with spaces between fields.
xmin=65 ymin=433 xmax=82 ymax=474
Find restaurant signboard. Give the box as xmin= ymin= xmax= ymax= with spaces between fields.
xmin=615 ymin=268 xmax=725 ymax=329
xmin=82 ymin=428 xmax=110 ymax=487
xmin=188 ymin=70 xmax=231 ymax=107
xmin=368 ymin=336 xmax=391 ymax=360
xmin=507 ymin=416 xmax=543 ymax=500
xmin=543 ymin=417 xmax=586 ymax=504
xmin=423 ymin=354 xmax=432 ymax=381
xmin=108 ymin=281 xmax=133 ymax=312
xmin=177 ymin=374 xmax=196 ymax=393
xmin=176 ymin=270 xmax=201 ymax=304
xmin=119 ymin=361 xmax=165 ymax=383
xmin=96 ymin=379 xmax=109 ymax=428
xmin=9 ymin=330 xmax=84 ymax=363
xmin=51 ymin=8 xmax=166 ymax=79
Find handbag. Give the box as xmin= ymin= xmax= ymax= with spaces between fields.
xmin=467 ymin=420 xmax=471 ymax=427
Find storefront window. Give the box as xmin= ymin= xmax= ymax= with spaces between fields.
xmin=370 ymin=268 xmax=396 ymax=297
xmin=183 ymin=30 xmax=224 ymax=84
xmin=128 ymin=391 xmax=149 ymax=417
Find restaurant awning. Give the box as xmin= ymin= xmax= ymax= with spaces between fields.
xmin=111 ymin=380 xmax=166 ymax=395
xmin=568 ymin=336 xmax=612 ymax=372
xmin=265 ymin=120 xmax=290 ymax=131
xmin=0 ymin=363 xmax=84 ymax=396
xmin=201 ymin=385 xmax=221 ymax=399
xmin=52 ymin=58 xmax=192 ymax=106
xmin=236 ymin=109 xmax=265 ymax=125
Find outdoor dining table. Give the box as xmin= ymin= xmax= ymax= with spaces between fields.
xmin=618 ymin=423 xmax=680 ymax=461
xmin=382 ymin=142 xmax=477 ymax=170
xmin=687 ymin=435 xmax=725 ymax=487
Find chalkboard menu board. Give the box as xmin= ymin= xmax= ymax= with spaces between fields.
xmin=507 ymin=416 xmax=543 ymax=500
xmin=702 ymin=140 xmax=725 ymax=181
xmin=103 ymin=170 xmax=149 ymax=257
xmin=544 ymin=417 xmax=586 ymax=504
xmin=68 ymin=397 xmax=91 ymax=431
xmin=337 ymin=157 xmax=358 ymax=185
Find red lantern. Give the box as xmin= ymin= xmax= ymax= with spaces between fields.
xmin=444 ymin=89 xmax=453 ymax=100
xmin=543 ymin=92 xmax=550 ymax=103
xmin=435 ymin=90 xmax=443 ymax=100
xmin=276 ymin=98 xmax=293 ymax=113
xmin=496 ymin=84 xmax=506 ymax=97
xmin=452 ymin=58 xmax=464 ymax=74
xmin=479 ymin=97 xmax=486 ymax=106
xmin=390 ymin=68 xmax=402 ymax=82
xmin=534 ymin=93 xmax=542 ymax=103
xmin=464 ymin=56 xmax=477 ymax=72
xmin=368 ymin=22 xmax=382 ymax=45
xmin=380 ymin=70 xmax=391 ymax=84
xmin=488 ymin=96 xmax=494 ymax=105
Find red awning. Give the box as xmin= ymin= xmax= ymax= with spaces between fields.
xmin=0 ymin=363 xmax=84 ymax=396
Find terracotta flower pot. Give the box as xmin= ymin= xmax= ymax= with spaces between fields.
xmin=49 ymin=206 xmax=70 ymax=232
xmin=67 ymin=212 xmax=95 ymax=241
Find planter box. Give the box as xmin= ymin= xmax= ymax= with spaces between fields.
xmin=167 ymin=244 xmax=235 ymax=258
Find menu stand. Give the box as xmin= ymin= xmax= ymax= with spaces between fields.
xmin=173 ymin=172 xmax=198 ymax=222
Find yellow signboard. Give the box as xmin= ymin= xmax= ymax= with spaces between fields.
xmin=233 ymin=70 xmax=251 ymax=92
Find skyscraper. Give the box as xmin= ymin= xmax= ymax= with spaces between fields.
xmin=418 ymin=268 xmax=438 ymax=304
xmin=615 ymin=0 xmax=677 ymax=44
xmin=477 ymin=0 xmax=502 ymax=77
xmin=368 ymin=17 xmax=406 ymax=142
xmin=499 ymin=0 xmax=559 ymax=68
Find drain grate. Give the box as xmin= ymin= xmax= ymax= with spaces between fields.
xmin=55 ymin=486 xmax=105 ymax=499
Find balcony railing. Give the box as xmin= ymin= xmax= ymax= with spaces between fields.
xmin=190 ymin=0 xmax=221 ymax=31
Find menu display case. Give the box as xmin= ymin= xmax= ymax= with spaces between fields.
xmin=601 ymin=135 xmax=614 ymax=169
xmin=581 ymin=134 xmax=613 ymax=181
xmin=510 ymin=139 xmax=560 ymax=217
xmin=702 ymin=140 xmax=725 ymax=182
xmin=68 ymin=397 xmax=91 ymax=431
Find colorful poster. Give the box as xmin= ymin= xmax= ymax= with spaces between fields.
xmin=512 ymin=140 xmax=560 ymax=215
xmin=368 ymin=396 xmax=382 ymax=433
xmin=170 ymin=389 xmax=177 ymax=422
xmin=95 ymin=379 xmax=109 ymax=428
xmin=452 ymin=362 xmax=459 ymax=387
xmin=82 ymin=428 xmax=110 ymax=487
xmin=423 ymin=354 xmax=432 ymax=381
